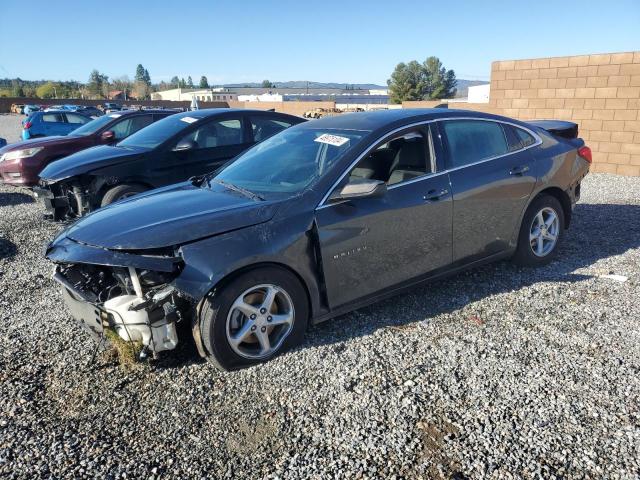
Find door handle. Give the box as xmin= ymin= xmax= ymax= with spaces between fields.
xmin=509 ymin=165 xmax=530 ymax=176
xmin=423 ymin=188 xmax=449 ymax=202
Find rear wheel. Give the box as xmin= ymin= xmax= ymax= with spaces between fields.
xmin=512 ymin=194 xmax=564 ymax=267
xmin=198 ymin=267 xmax=308 ymax=371
xmin=100 ymin=183 xmax=147 ymax=207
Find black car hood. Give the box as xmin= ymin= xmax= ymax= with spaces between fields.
xmin=61 ymin=182 xmax=282 ymax=250
xmin=39 ymin=145 xmax=146 ymax=181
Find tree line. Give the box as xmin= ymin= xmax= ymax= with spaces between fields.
xmin=0 ymin=64 xmax=218 ymax=100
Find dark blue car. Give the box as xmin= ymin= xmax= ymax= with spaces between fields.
xmin=22 ymin=111 xmax=92 ymax=140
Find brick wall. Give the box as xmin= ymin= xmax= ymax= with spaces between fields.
xmin=488 ymin=51 xmax=640 ymax=176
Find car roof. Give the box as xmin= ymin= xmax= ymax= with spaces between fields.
xmin=166 ymin=108 xmax=300 ymax=120
xmin=103 ymin=109 xmax=176 ymax=115
xmin=297 ymin=108 xmax=528 ymax=132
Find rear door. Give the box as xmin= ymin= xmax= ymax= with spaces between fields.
xmin=439 ymin=119 xmax=538 ymax=262
xmin=315 ymin=124 xmax=453 ymax=308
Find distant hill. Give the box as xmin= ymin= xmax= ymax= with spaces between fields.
xmin=222 ymin=79 xmax=488 ymax=98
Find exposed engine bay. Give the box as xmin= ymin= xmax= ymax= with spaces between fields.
xmin=54 ymin=261 xmax=191 ymax=358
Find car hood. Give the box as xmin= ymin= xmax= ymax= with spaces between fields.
xmin=39 ymin=145 xmax=146 ymax=181
xmin=0 ymin=135 xmax=73 ymax=155
xmin=61 ymin=182 xmax=282 ymax=250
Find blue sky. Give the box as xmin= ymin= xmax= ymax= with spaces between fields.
xmin=1 ymin=0 xmax=638 ymax=85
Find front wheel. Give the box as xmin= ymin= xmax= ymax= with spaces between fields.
xmin=198 ymin=267 xmax=309 ymax=371
xmin=100 ymin=183 xmax=147 ymax=207
xmin=512 ymin=194 xmax=565 ymax=267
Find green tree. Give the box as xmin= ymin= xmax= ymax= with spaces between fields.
xmin=422 ymin=56 xmax=457 ymax=99
xmin=135 ymin=64 xmax=146 ymax=83
xmin=87 ymin=69 xmax=109 ymax=98
xmin=187 ymin=76 xmax=194 ymax=88
xmin=387 ymin=56 xmax=456 ymax=103
xmin=11 ymin=79 xmax=24 ymax=97
xmin=179 ymin=77 xmax=186 ymax=88
xmin=387 ymin=61 xmax=426 ymax=103
xmin=261 ymin=79 xmax=275 ymax=88
xmin=170 ymin=76 xmax=180 ymax=88
xmin=36 ymin=82 xmax=58 ymax=98
xmin=199 ymin=76 xmax=209 ymax=88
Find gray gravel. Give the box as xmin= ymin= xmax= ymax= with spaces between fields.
xmin=0 ymin=114 xmax=24 ymax=145
xmin=0 ymin=173 xmax=639 ymax=479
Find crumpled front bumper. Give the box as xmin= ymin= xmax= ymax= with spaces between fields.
xmin=33 ymin=185 xmax=70 ymax=220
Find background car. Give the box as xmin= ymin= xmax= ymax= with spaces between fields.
xmin=102 ymin=102 xmax=123 ymax=112
xmin=23 ymin=104 xmax=41 ymax=115
xmin=76 ymin=106 xmax=104 ymax=117
xmin=36 ymin=108 xmax=305 ymax=219
xmin=21 ymin=110 xmax=92 ymax=140
xmin=45 ymin=109 xmax=591 ymax=370
xmin=0 ymin=109 xmax=175 ymax=187
xmin=10 ymin=104 xmax=25 ymax=114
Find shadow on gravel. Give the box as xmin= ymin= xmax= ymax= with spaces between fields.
xmin=0 ymin=191 xmax=35 ymax=206
xmin=305 ymin=202 xmax=640 ymax=348
xmin=0 ymin=238 xmax=17 ymax=260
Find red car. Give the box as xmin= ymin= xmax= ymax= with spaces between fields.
xmin=0 ymin=109 xmax=175 ymax=187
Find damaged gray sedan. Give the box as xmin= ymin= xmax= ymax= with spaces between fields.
xmin=45 ymin=109 xmax=590 ymax=370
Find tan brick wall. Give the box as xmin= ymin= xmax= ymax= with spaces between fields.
xmin=487 ymin=51 xmax=640 ymax=175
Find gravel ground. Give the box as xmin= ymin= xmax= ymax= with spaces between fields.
xmin=0 ymin=114 xmax=24 ymax=145
xmin=0 ymin=173 xmax=639 ymax=479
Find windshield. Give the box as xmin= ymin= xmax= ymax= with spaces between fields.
xmin=213 ymin=127 xmax=367 ymax=197
xmin=118 ymin=113 xmax=195 ymax=149
xmin=68 ymin=114 xmax=119 ymax=136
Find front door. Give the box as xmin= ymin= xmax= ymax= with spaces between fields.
xmin=154 ymin=116 xmax=252 ymax=186
xmin=315 ymin=125 xmax=453 ymax=309
xmin=439 ymin=119 xmax=538 ymax=262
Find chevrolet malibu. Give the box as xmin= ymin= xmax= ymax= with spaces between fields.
xmin=45 ymin=109 xmax=591 ymax=370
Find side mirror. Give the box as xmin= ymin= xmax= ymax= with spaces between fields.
xmin=173 ymin=139 xmax=197 ymax=152
xmin=100 ymin=130 xmax=115 ymax=142
xmin=329 ymin=178 xmax=387 ymax=203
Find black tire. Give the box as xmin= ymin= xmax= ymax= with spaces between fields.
xmin=100 ymin=183 xmax=147 ymax=207
xmin=512 ymin=194 xmax=565 ymax=267
xmin=198 ymin=266 xmax=309 ymax=371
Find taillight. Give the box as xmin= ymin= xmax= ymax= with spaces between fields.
xmin=23 ymin=121 xmax=32 ymax=129
xmin=578 ymin=146 xmax=592 ymax=164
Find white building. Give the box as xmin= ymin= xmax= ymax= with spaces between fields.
xmin=237 ymin=93 xmax=283 ymax=102
xmin=151 ymin=88 xmax=237 ymax=102
xmin=467 ymin=84 xmax=490 ymax=103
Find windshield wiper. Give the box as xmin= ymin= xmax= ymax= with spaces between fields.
xmin=212 ymin=179 xmax=264 ymax=201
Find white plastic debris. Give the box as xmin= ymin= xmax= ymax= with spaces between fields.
xmin=598 ymin=274 xmax=628 ymax=282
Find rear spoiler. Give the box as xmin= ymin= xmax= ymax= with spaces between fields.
xmin=526 ymin=120 xmax=578 ymax=139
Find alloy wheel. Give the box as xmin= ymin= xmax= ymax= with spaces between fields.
xmin=226 ymin=284 xmax=295 ymax=359
xmin=529 ymin=207 xmax=560 ymax=257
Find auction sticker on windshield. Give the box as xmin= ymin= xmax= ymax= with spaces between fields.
xmin=314 ymin=133 xmax=350 ymax=147
xmin=180 ymin=116 xmax=199 ymax=124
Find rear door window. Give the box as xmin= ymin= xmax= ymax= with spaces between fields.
xmin=441 ymin=120 xmax=509 ymax=169
xmin=111 ymin=115 xmax=154 ymax=140
xmin=65 ymin=113 xmax=91 ymax=124
xmin=503 ymin=124 xmax=537 ymax=152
